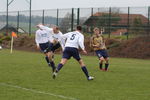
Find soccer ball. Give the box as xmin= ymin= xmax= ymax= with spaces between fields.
xmin=0 ymin=45 xmax=2 ymax=50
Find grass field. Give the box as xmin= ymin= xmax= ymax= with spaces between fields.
xmin=0 ymin=49 xmax=150 ymax=100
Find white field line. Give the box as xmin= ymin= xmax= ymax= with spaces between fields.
xmin=0 ymin=83 xmax=79 ymax=100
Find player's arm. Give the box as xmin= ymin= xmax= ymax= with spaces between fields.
xmin=45 ymin=28 xmax=56 ymax=44
xmin=61 ymin=32 xmax=70 ymax=40
xmin=57 ymin=32 xmax=65 ymax=50
xmin=35 ymin=31 xmax=40 ymax=49
xmin=41 ymin=25 xmax=53 ymax=32
xmin=59 ymin=32 xmax=72 ymax=50
xmin=59 ymin=39 xmax=65 ymax=51
xmin=93 ymin=44 xmax=100 ymax=48
xmin=78 ymin=34 xmax=87 ymax=54
xmin=41 ymin=25 xmax=55 ymax=43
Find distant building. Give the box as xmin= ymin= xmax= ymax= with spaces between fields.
xmin=84 ymin=12 xmax=149 ymax=35
xmin=0 ymin=24 xmax=26 ymax=34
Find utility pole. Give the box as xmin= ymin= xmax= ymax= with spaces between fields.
xmin=6 ymin=0 xmax=15 ymax=35
xmin=25 ymin=0 xmax=32 ymax=36
xmin=29 ymin=0 xmax=32 ymax=36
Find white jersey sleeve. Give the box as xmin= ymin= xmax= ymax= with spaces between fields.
xmin=57 ymin=32 xmax=65 ymax=50
xmin=61 ymin=32 xmax=71 ymax=49
xmin=43 ymin=26 xmax=53 ymax=33
xmin=35 ymin=29 xmax=49 ymax=46
xmin=35 ymin=30 xmax=40 ymax=46
xmin=78 ymin=34 xmax=85 ymax=50
xmin=42 ymin=26 xmax=54 ymax=43
xmin=61 ymin=32 xmax=70 ymax=40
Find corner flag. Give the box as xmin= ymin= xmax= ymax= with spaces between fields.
xmin=12 ymin=32 xmax=17 ymax=38
xmin=10 ymin=32 xmax=17 ymax=53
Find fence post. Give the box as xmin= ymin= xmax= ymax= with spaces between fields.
xmin=90 ymin=8 xmax=94 ymax=32
xmin=148 ymin=6 xmax=150 ymax=35
xmin=91 ymin=8 xmax=93 ymax=16
xmin=56 ymin=9 xmax=59 ymax=26
xmin=71 ymin=8 xmax=74 ymax=31
xmin=6 ymin=0 xmax=9 ymax=35
xmin=108 ymin=7 xmax=111 ymax=38
xmin=98 ymin=8 xmax=100 ymax=12
xmin=77 ymin=8 xmax=80 ymax=25
xmin=17 ymin=11 xmax=19 ymax=34
xmin=29 ymin=0 xmax=32 ymax=36
xmin=42 ymin=10 xmax=45 ymax=25
xmin=127 ymin=7 xmax=130 ymax=40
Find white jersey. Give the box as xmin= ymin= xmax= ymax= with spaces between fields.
xmin=42 ymin=26 xmax=65 ymax=50
xmin=42 ymin=26 xmax=54 ymax=42
xmin=62 ymin=31 xmax=85 ymax=50
xmin=52 ymin=31 xmax=65 ymax=50
xmin=35 ymin=29 xmax=50 ymax=46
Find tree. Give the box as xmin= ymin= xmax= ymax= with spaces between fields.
xmin=96 ymin=13 xmax=121 ymax=26
xmin=84 ymin=13 xmax=121 ymax=33
xmin=59 ymin=13 xmax=72 ymax=33
xmin=131 ymin=17 xmax=143 ymax=34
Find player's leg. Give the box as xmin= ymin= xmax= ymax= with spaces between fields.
xmin=47 ymin=51 xmax=56 ymax=72
xmin=103 ymin=50 xmax=109 ymax=71
xmin=104 ymin=57 xmax=109 ymax=71
xmin=52 ymin=43 xmax=61 ymax=51
xmin=39 ymin=42 xmax=51 ymax=66
xmin=99 ymin=57 xmax=105 ymax=70
xmin=49 ymin=42 xmax=61 ymax=67
xmin=45 ymin=52 xmax=50 ymax=65
xmin=78 ymin=59 xmax=94 ymax=80
xmin=47 ymin=43 xmax=57 ymax=71
xmin=52 ymin=58 xmax=68 ymax=79
xmin=56 ymin=58 xmax=68 ymax=72
xmin=53 ymin=47 xmax=71 ymax=79
xmin=72 ymin=49 xmax=94 ymax=80
xmin=55 ymin=48 xmax=71 ymax=72
xmin=78 ymin=59 xmax=89 ymax=78
xmin=96 ymin=50 xmax=104 ymax=70
xmin=42 ymin=42 xmax=56 ymax=72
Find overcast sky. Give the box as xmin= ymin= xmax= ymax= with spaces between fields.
xmin=0 ymin=0 xmax=150 ymax=12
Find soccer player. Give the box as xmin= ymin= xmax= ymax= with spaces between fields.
xmin=53 ymin=25 xmax=94 ymax=80
xmin=42 ymin=25 xmax=65 ymax=57
xmin=90 ymin=27 xmax=109 ymax=71
xmin=35 ymin=24 xmax=64 ymax=72
xmin=49 ymin=26 xmax=65 ymax=52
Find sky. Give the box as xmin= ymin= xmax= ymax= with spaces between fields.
xmin=0 ymin=0 xmax=150 ymax=12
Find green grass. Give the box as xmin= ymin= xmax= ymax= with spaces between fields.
xmin=0 ymin=49 xmax=150 ymax=100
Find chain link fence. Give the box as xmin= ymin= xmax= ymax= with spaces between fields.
xmin=0 ymin=7 xmax=149 ymax=39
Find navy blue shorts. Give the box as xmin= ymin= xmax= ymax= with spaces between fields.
xmin=95 ymin=49 xmax=109 ymax=59
xmin=39 ymin=42 xmax=51 ymax=53
xmin=51 ymin=43 xmax=61 ymax=52
xmin=62 ymin=47 xmax=81 ymax=61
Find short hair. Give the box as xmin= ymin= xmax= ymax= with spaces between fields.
xmin=54 ymin=26 xmax=59 ymax=30
xmin=53 ymin=26 xmax=59 ymax=31
xmin=76 ymin=25 xmax=82 ymax=31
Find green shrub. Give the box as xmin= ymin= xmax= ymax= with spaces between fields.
xmin=0 ymin=39 xmax=2 ymax=44
xmin=1 ymin=36 xmax=11 ymax=41
xmin=107 ymin=42 xmax=121 ymax=49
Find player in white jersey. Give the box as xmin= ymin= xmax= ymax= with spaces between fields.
xmin=53 ymin=26 xmax=94 ymax=80
xmin=42 ymin=25 xmax=65 ymax=51
xmin=35 ymin=24 xmax=64 ymax=72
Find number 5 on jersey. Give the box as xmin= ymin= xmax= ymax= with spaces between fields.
xmin=70 ymin=34 xmax=76 ymax=40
